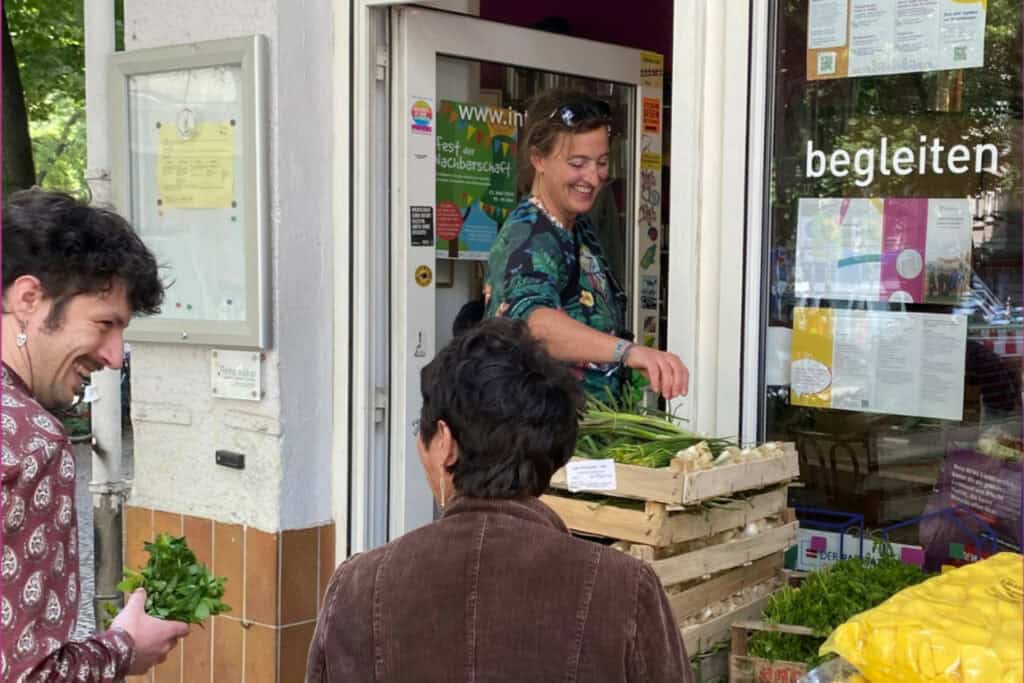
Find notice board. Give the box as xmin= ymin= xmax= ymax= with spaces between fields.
xmin=111 ymin=36 xmax=269 ymax=348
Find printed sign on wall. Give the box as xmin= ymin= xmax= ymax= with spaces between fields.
xmin=157 ymin=121 xmax=235 ymax=209
xmin=435 ymin=100 xmax=519 ymax=260
xmin=790 ymin=306 xmax=967 ymax=420
xmin=795 ymin=198 xmax=972 ymax=304
xmin=642 ymin=97 xmax=661 ymax=134
xmin=807 ymin=0 xmax=986 ymax=80
xmin=640 ymin=51 xmax=664 ymax=88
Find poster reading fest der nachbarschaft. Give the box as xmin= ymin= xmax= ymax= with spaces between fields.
xmin=436 ymin=100 xmax=519 ymax=260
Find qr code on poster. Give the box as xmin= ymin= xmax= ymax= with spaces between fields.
xmin=953 ymin=45 xmax=968 ymax=62
xmin=817 ymin=52 xmax=837 ymax=75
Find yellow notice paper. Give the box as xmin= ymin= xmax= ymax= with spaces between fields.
xmin=157 ymin=122 xmax=235 ymax=209
xmin=790 ymin=306 xmax=834 ymax=408
xmin=640 ymin=51 xmax=664 ymax=88
xmin=641 ymin=152 xmax=662 ymax=171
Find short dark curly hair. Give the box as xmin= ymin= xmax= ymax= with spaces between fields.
xmin=419 ymin=317 xmax=583 ymax=498
xmin=2 ymin=189 xmax=165 ymax=329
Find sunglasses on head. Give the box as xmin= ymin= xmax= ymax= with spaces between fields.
xmin=548 ymin=98 xmax=612 ymax=128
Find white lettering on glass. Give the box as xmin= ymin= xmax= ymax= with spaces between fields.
xmin=805 ymin=137 xmax=1001 ymax=187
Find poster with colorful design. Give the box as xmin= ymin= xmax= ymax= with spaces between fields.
xmin=795 ymin=198 xmax=972 ymax=304
xmin=807 ymin=0 xmax=986 ymax=81
xmin=790 ymin=306 xmax=967 ymax=420
xmin=636 ymin=49 xmax=664 ymax=347
xmin=435 ymin=100 xmax=519 ymax=260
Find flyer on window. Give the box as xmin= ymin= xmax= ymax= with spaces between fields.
xmin=435 ymin=100 xmax=519 ymax=260
xmin=807 ymin=0 xmax=986 ymax=81
xmin=795 ymin=197 xmax=972 ymax=304
xmin=790 ymin=306 xmax=967 ymax=420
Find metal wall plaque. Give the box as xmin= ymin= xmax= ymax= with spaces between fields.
xmin=211 ymin=349 xmax=262 ymax=401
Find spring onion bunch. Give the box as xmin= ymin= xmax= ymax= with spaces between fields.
xmin=577 ymin=397 xmax=736 ymax=468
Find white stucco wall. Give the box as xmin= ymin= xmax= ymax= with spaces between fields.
xmin=123 ymin=0 xmax=334 ymax=531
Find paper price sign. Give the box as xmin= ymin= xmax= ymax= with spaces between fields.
xmin=565 ymin=459 xmax=617 ymax=493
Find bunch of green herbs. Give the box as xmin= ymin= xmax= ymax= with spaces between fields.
xmin=747 ymin=546 xmax=928 ymax=667
xmin=576 ymin=394 xmax=735 ymax=468
xmin=107 ymin=533 xmax=231 ymax=625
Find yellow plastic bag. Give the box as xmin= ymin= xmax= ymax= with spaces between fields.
xmin=820 ymin=553 xmax=1023 ymax=683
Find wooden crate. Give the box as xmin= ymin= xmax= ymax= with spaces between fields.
xmin=541 ymin=485 xmax=788 ymax=547
xmin=729 ymin=620 xmax=816 ymax=683
xmin=649 ymin=520 xmax=798 ymax=587
xmin=690 ymin=647 xmax=729 ymax=683
xmin=549 ymin=443 xmax=799 ymax=506
xmin=681 ymin=588 xmax=782 ymax=656
xmin=667 ymin=555 xmax=784 ymax=624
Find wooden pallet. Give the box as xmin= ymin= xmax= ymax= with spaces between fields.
xmin=541 ymin=485 xmax=789 ymax=547
xmin=549 ymin=443 xmax=799 ymax=506
xmin=729 ymin=620 xmax=816 ymax=683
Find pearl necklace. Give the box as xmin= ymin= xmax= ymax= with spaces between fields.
xmin=529 ymin=195 xmax=569 ymax=231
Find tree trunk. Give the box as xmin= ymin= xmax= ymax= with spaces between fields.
xmin=3 ymin=3 xmax=35 ymax=195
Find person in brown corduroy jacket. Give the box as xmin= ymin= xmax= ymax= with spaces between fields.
xmin=306 ymin=318 xmax=693 ymax=682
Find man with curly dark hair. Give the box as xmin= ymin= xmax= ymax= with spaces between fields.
xmin=1 ymin=189 xmax=189 ymax=681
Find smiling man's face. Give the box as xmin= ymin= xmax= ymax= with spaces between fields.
xmin=25 ymin=280 xmax=131 ymax=409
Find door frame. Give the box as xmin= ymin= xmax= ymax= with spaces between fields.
xmin=339 ymin=0 xmax=762 ymax=558
xmin=388 ymin=6 xmax=662 ymax=537
xmin=664 ymin=1 xmax=760 ymax=442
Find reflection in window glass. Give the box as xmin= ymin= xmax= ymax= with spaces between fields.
xmin=761 ymin=0 xmax=1021 ymax=568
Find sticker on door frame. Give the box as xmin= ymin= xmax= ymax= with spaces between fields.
xmin=410 ymin=96 xmax=434 ymax=135
xmin=414 ymin=265 xmax=433 ymax=287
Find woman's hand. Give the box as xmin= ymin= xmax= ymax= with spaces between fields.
xmin=623 ymin=346 xmax=689 ymax=400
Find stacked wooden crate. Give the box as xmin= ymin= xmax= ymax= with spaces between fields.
xmin=544 ymin=443 xmax=801 ymax=655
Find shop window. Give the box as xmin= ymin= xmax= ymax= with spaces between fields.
xmin=761 ymin=0 xmax=1021 ymax=569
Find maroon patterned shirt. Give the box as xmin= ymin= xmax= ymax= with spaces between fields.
xmin=2 ymin=363 xmax=134 ymax=682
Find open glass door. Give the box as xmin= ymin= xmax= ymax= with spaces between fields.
xmin=389 ymin=6 xmax=664 ymax=536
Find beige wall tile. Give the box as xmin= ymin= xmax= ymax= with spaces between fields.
xmin=213 ymin=522 xmax=245 ymax=620
xmin=280 ymin=527 xmax=318 ymax=625
xmin=318 ymin=523 xmax=336 ymax=610
xmin=212 ymin=616 xmax=244 ymax=683
xmin=153 ymin=510 xmax=183 ymax=538
xmin=151 ymin=641 xmax=181 ymax=683
xmin=245 ymin=527 xmax=280 ymax=625
xmin=182 ymin=514 xmax=213 ymax=567
xmin=124 ymin=506 xmax=153 ymax=573
xmin=244 ymin=624 xmax=278 ymax=683
xmin=180 ymin=614 xmax=212 ymax=682
xmin=279 ymin=621 xmax=316 ymax=683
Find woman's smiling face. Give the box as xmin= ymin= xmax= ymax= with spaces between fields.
xmin=531 ymin=127 xmax=610 ymax=226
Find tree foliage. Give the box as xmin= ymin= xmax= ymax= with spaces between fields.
xmin=6 ymin=0 xmax=87 ymax=195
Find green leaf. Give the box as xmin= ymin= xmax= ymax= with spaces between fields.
xmin=116 ymin=533 xmax=232 ymax=624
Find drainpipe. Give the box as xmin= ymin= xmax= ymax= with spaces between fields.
xmin=84 ymin=0 xmax=127 ymax=628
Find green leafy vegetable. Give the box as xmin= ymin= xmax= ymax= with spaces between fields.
xmin=576 ymin=396 xmax=736 ymax=468
xmin=112 ymin=533 xmax=231 ymax=625
xmin=747 ymin=545 xmax=928 ymax=667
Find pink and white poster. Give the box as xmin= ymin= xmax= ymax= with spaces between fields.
xmin=796 ymin=197 xmax=971 ymax=304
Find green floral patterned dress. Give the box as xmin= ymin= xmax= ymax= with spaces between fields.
xmin=485 ymin=198 xmax=629 ymax=399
